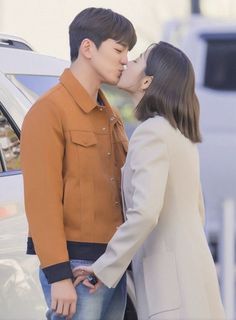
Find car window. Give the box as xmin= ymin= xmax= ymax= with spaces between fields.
xmin=201 ymin=34 xmax=236 ymax=90
xmin=6 ymin=74 xmax=60 ymax=102
xmin=0 ymin=109 xmax=20 ymax=173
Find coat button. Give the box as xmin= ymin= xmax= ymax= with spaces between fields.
xmin=107 ymin=152 xmax=111 ymax=156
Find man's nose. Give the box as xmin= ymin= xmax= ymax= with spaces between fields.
xmin=121 ymin=52 xmax=128 ymax=66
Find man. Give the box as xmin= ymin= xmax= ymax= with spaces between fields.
xmin=21 ymin=7 xmax=136 ymax=320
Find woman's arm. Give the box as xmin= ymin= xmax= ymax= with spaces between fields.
xmin=75 ymin=119 xmax=170 ymax=288
xmin=198 ymin=183 xmax=205 ymax=225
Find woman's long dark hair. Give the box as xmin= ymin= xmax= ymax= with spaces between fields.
xmin=135 ymin=41 xmax=202 ymax=143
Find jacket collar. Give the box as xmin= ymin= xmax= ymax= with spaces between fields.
xmin=60 ymin=68 xmax=110 ymax=113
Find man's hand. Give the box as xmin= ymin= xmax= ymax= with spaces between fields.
xmin=51 ymin=278 xmax=80 ymax=319
xmin=73 ymin=265 xmax=102 ymax=293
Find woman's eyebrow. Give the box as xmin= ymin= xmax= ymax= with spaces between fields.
xmin=137 ymin=53 xmax=144 ymax=60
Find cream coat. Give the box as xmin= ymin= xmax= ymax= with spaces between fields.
xmin=93 ymin=116 xmax=225 ymax=320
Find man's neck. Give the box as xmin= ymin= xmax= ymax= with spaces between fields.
xmin=70 ymin=61 xmax=101 ymax=102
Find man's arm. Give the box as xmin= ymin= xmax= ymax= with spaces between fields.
xmin=21 ymin=99 xmax=78 ymax=317
xmin=21 ymin=99 xmax=71 ymax=281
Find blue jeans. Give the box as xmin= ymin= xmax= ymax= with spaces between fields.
xmin=39 ymin=259 xmax=127 ymax=320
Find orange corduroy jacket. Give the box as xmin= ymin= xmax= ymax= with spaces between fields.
xmin=21 ymin=69 xmax=128 ymax=283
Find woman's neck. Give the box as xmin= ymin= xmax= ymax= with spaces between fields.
xmin=131 ymin=91 xmax=144 ymax=107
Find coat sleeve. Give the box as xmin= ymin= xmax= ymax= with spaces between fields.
xmin=21 ymin=99 xmax=72 ymax=283
xmin=198 ymin=183 xmax=205 ymax=226
xmin=92 ymin=120 xmax=170 ymax=288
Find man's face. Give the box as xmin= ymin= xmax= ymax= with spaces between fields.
xmin=90 ymin=39 xmax=129 ymax=85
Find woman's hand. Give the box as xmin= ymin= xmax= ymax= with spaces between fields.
xmin=72 ymin=265 xmax=102 ymax=293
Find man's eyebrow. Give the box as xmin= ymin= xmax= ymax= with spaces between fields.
xmin=116 ymin=41 xmax=128 ymax=47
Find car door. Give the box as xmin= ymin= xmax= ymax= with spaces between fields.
xmin=0 ymin=101 xmax=45 ymax=319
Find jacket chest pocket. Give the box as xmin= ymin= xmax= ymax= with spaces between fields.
xmin=69 ymin=131 xmax=97 ymax=231
xmin=70 ymin=131 xmax=97 ymax=147
xmin=70 ymin=131 xmax=98 ymax=170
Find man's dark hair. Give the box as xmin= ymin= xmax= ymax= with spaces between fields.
xmin=136 ymin=42 xmax=202 ymax=143
xmin=69 ymin=7 xmax=137 ymax=62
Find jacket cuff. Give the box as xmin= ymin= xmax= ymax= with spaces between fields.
xmin=42 ymin=261 xmax=73 ymax=284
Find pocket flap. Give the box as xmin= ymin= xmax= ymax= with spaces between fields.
xmin=70 ymin=131 xmax=97 ymax=147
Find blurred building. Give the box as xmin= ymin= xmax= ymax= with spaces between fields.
xmin=0 ymin=0 xmax=235 ymax=60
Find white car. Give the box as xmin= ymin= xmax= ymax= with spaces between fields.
xmin=0 ymin=35 xmax=137 ymax=320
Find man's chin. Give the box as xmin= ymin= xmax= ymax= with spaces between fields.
xmin=102 ymin=77 xmax=127 ymax=88
xmin=117 ymin=82 xmax=126 ymax=90
xmin=103 ymin=78 xmax=119 ymax=86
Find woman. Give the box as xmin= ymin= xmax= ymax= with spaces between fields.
xmin=74 ymin=42 xmax=225 ymax=320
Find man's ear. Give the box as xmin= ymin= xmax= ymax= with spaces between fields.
xmin=140 ymin=75 xmax=153 ymax=91
xmin=79 ymin=38 xmax=94 ymax=59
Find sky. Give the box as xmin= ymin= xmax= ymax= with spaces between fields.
xmin=0 ymin=0 xmax=236 ymax=61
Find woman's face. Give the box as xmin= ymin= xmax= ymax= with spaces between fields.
xmin=117 ymin=51 xmax=148 ymax=93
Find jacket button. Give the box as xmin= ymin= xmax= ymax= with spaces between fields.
xmin=115 ymin=201 xmax=119 ymax=206
xmin=110 ymin=177 xmax=115 ymax=181
xmin=102 ymin=127 xmax=106 ymax=131
xmin=107 ymin=152 xmax=111 ymax=156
